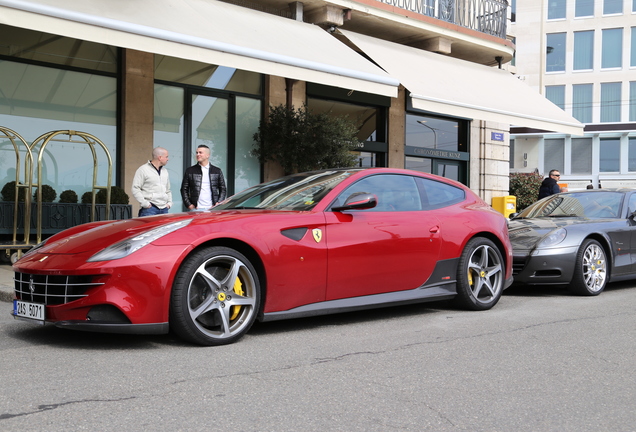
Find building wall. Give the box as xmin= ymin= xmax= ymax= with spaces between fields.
xmin=470 ymin=121 xmax=511 ymax=203
xmin=511 ymin=0 xmax=636 ymax=190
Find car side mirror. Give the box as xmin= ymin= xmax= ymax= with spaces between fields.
xmin=332 ymin=193 xmax=377 ymax=211
xmin=509 ymin=212 xmax=519 ymax=219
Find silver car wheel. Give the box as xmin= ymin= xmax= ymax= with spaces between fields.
xmin=570 ymin=239 xmax=607 ymax=296
xmin=467 ymin=244 xmax=504 ymax=302
xmin=187 ymin=255 xmax=257 ymax=339
xmin=581 ymin=243 xmax=607 ymax=293
xmin=454 ymin=237 xmax=505 ymax=311
xmin=171 ymin=247 xmax=260 ymax=345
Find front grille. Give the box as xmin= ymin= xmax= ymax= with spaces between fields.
xmin=14 ymin=272 xmax=103 ymax=306
xmin=512 ymin=257 xmax=527 ymax=276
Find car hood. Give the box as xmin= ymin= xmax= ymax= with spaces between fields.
xmin=508 ymin=217 xmax=594 ymax=250
xmin=34 ymin=210 xmax=295 ymax=255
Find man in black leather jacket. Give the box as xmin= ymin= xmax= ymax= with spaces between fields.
xmin=180 ymin=144 xmax=227 ymax=210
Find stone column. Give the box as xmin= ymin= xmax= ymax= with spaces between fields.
xmin=387 ymin=85 xmax=406 ymax=168
xmin=120 ymin=49 xmax=154 ymax=215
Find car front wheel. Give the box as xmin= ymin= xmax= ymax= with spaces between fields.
xmin=170 ymin=246 xmax=261 ymax=346
xmin=570 ymin=239 xmax=607 ymax=296
xmin=454 ymin=237 xmax=504 ymax=311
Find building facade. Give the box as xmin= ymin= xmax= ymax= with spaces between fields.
xmin=0 ymin=0 xmax=581 ymax=214
xmin=511 ymin=0 xmax=636 ymax=190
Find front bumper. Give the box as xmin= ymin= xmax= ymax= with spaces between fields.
xmin=512 ymin=245 xmax=579 ymax=285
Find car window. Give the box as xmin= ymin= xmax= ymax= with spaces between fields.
xmin=518 ymin=191 xmax=623 ymax=218
xmin=216 ymin=170 xmax=358 ymax=211
xmin=335 ymin=174 xmax=422 ymax=212
xmin=417 ymin=178 xmax=465 ymax=210
xmin=628 ymin=193 xmax=636 ymax=215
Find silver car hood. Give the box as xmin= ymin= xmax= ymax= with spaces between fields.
xmin=508 ymin=217 xmax=602 ymax=250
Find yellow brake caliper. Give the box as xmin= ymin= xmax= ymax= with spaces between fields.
xmin=230 ymin=277 xmax=244 ymax=321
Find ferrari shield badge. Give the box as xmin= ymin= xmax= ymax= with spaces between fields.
xmin=312 ymin=228 xmax=323 ymax=243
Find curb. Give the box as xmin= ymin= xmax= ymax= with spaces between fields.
xmin=0 ymin=285 xmax=13 ymax=303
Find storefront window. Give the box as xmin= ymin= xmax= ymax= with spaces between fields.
xmin=406 ymin=114 xmax=462 ymax=151
xmin=0 ymin=60 xmax=117 ymax=197
xmin=234 ymin=97 xmax=261 ymax=193
xmin=307 ymin=98 xmax=380 ymax=142
xmin=154 ymin=56 xmax=263 ymax=206
xmin=307 ymin=97 xmax=386 ymax=167
xmin=405 ymin=114 xmax=468 ymax=183
xmin=153 ymin=84 xmax=185 ymax=210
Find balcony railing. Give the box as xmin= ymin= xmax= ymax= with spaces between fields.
xmin=378 ymin=0 xmax=508 ymax=38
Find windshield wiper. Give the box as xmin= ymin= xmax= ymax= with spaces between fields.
xmin=545 ymin=214 xmax=579 ymax=217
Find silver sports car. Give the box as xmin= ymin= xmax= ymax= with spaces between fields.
xmin=508 ymin=189 xmax=636 ymax=295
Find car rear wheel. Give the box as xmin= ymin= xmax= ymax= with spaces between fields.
xmin=170 ymin=246 xmax=260 ymax=346
xmin=570 ymin=239 xmax=607 ymax=296
xmin=454 ymin=237 xmax=504 ymax=311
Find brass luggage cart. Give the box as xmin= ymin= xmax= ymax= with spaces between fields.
xmin=0 ymin=127 xmax=34 ymax=263
xmin=29 ymin=130 xmax=113 ymax=244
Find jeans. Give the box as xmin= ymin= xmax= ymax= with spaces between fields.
xmin=138 ymin=204 xmax=169 ymax=217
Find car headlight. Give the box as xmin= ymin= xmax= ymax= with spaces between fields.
xmin=88 ymin=219 xmax=192 ymax=262
xmin=537 ymin=228 xmax=567 ymax=248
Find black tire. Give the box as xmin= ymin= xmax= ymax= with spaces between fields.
xmin=570 ymin=239 xmax=607 ymax=296
xmin=453 ymin=237 xmax=504 ymax=311
xmin=170 ymin=246 xmax=261 ymax=346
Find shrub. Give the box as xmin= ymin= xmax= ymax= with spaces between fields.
xmin=81 ymin=191 xmax=93 ymax=204
xmin=81 ymin=186 xmax=129 ymax=205
xmin=509 ymin=172 xmax=544 ymax=212
xmin=59 ymin=190 xmax=79 ymax=203
xmin=1 ymin=181 xmax=25 ymax=202
xmin=35 ymin=184 xmax=57 ymax=202
xmin=98 ymin=186 xmax=130 ymax=205
xmin=252 ymin=104 xmax=359 ymax=175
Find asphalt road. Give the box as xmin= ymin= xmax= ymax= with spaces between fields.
xmin=1 ymin=282 xmax=635 ymax=432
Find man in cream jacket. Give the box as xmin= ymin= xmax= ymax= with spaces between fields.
xmin=131 ymin=147 xmax=172 ymax=217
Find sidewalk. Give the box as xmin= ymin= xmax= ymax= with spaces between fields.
xmin=0 ymin=264 xmax=14 ymax=303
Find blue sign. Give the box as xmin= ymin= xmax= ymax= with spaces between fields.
xmin=491 ymin=132 xmax=504 ymax=142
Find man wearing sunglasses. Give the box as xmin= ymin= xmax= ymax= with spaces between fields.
xmin=538 ymin=169 xmax=562 ymax=200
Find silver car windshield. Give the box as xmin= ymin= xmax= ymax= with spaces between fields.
xmin=519 ymin=192 xmax=623 ymax=219
xmin=214 ymin=170 xmax=358 ymax=211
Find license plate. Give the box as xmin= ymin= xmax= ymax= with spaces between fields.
xmin=13 ymin=300 xmax=46 ymax=324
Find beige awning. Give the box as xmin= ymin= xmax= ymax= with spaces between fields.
xmin=340 ymin=30 xmax=584 ymax=136
xmin=0 ymin=0 xmax=398 ymax=97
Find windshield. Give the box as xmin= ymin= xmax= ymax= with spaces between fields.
xmin=517 ymin=192 xmax=623 ymax=219
xmin=214 ymin=170 xmax=359 ymax=211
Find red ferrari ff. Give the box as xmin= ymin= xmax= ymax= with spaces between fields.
xmin=12 ymin=168 xmax=513 ymax=345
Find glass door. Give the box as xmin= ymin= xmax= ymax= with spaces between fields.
xmin=189 ymin=92 xmax=229 ymax=178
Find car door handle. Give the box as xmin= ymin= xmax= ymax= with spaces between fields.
xmin=429 ymin=226 xmax=440 ymax=233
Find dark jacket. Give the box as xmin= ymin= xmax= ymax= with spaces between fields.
xmin=180 ymin=163 xmax=227 ymax=208
xmin=538 ymin=177 xmax=560 ymax=200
